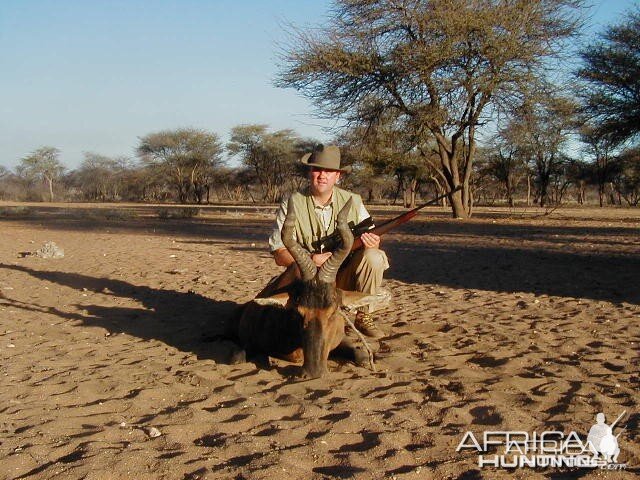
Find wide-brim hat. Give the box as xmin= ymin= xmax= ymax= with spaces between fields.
xmin=300 ymin=144 xmax=351 ymax=173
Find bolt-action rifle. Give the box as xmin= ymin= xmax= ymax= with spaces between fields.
xmin=312 ymin=186 xmax=462 ymax=254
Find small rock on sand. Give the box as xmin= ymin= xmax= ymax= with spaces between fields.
xmin=35 ymin=241 xmax=64 ymax=259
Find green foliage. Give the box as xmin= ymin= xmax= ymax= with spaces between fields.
xmin=227 ymin=124 xmax=314 ymax=202
xmin=277 ymin=0 xmax=585 ymax=217
xmin=338 ymin=117 xmax=437 ymax=205
xmin=612 ymin=147 xmax=640 ymax=206
xmin=137 ymin=128 xmax=224 ymax=203
xmin=499 ymin=92 xmax=579 ymax=206
xmin=577 ymin=7 xmax=640 ymax=146
xmin=18 ymin=147 xmax=64 ymax=180
xmin=17 ymin=146 xmax=65 ymax=201
xmin=69 ymin=152 xmax=133 ymax=201
xmin=477 ymin=142 xmax=530 ymax=207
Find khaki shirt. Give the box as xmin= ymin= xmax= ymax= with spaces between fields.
xmin=269 ymin=187 xmax=370 ymax=253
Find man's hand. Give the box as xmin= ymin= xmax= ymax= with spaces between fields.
xmin=273 ymin=248 xmax=295 ymax=267
xmin=361 ymin=232 xmax=380 ymax=249
xmin=312 ymin=252 xmax=332 ymax=266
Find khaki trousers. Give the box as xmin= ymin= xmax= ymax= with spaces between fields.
xmin=257 ymin=248 xmax=389 ymax=313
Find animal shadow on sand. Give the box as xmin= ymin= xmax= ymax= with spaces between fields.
xmin=0 ymin=263 xmax=242 ymax=364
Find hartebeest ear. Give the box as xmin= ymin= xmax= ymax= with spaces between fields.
xmin=282 ymin=197 xmax=317 ymax=282
xmin=253 ymin=293 xmax=289 ymax=307
xmin=317 ymin=198 xmax=354 ymax=283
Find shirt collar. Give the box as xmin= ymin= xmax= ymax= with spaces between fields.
xmin=310 ymin=190 xmax=335 ymax=209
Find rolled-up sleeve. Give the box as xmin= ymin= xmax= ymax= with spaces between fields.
xmin=357 ymin=200 xmax=370 ymax=224
xmin=268 ymin=196 xmax=290 ymax=252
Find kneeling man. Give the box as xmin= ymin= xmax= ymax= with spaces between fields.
xmin=262 ymin=144 xmax=389 ymax=338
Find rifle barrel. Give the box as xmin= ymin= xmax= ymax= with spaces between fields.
xmin=350 ymin=186 xmax=461 ymax=251
xmin=610 ymin=410 xmax=627 ymax=431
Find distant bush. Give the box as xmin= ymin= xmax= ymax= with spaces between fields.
xmin=67 ymin=208 xmax=136 ymax=220
xmin=156 ymin=207 xmax=201 ymax=219
xmin=102 ymin=209 xmax=136 ymax=220
xmin=0 ymin=206 xmax=33 ymax=217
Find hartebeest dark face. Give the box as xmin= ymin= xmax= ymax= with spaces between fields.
xmin=287 ymin=278 xmax=343 ymax=378
xmin=282 ymin=198 xmax=354 ymax=378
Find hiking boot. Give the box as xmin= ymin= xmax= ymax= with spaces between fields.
xmin=354 ymin=311 xmax=385 ymax=339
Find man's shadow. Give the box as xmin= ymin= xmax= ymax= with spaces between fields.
xmin=0 ymin=263 xmax=242 ymax=363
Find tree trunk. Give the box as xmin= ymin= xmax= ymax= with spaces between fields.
xmin=598 ymin=184 xmax=604 ymax=207
xmin=539 ymin=173 xmax=550 ymax=208
xmin=47 ymin=177 xmax=54 ymax=202
xmin=430 ymin=177 xmax=447 ymax=207
xmin=435 ymin=144 xmax=469 ymax=218
xmin=506 ymin=176 xmax=514 ymax=207
xmin=392 ymin=183 xmax=400 ymax=205
xmin=403 ymin=178 xmax=417 ymax=208
xmin=450 ymin=188 xmax=466 ymax=218
xmin=178 ymin=186 xmax=186 ymax=204
xmin=243 ymin=186 xmax=256 ymax=203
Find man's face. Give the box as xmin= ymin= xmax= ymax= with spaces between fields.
xmin=309 ymin=167 xmax=341 ymax=196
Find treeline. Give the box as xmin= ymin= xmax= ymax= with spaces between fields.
xmin=1 ymin=124 xmax=638 ymax=207
xmin=0 ymin=126 xmax=318 ymax=204
xmin=1 ymin=1 xmax=639 ymax=211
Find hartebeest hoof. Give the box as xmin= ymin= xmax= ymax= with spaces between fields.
xmin=352 ymin=347 xmax=370 ymax=368
xmin=337 ymin=336 xmax=377 ymax=368
xmin=302 ymin=365 xmax=328 ymax=379
xmin=228 ymin=345 xmax=246 ymax=364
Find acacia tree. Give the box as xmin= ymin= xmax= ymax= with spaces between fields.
xmin=137 ymin=128 xmax=223 ymax=203
xmin=227 ymin=125 xmax=309 ymax=202
xmin=17 ymin=146 xmax=65 ymax=201
xmin=0 ymin=165 xmax=13 ymax=200
xmin=501 ymin=93 xmax=578 ymax=207
xmin=480 ymin=138 xmax=529 ymax=207
xmin=277 ymin=0 xmax=583 ymax=217
xmin=579 ymin=125 xmax=617 ymax=207
xmin=577 ymin=7 xmax=640 ymax=146
xmin=611 ymin=146 xmax=640 ymax=206
xmin=120 ymin=164 xmax=171 ymax=202
xmin=339 ymin=118 xmax=436 ymax=207
xmin=71 ymin=152 xmax=132 ymax=201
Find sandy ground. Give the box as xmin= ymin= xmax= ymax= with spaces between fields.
xmin=0 ymin=202 xmax=638 ymax=480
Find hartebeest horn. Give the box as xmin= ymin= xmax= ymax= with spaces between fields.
xmin=281 ymin=198 xmax=317 ymax=282
xmin=317 ymin=198 xmax=354 ymax=283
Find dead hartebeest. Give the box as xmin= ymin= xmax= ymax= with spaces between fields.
xmin=230 ymin=197 xmax=373 ymax=378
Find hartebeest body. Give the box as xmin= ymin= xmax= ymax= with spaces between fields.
xmin=231 ymin=198 xmax=368 ymax=378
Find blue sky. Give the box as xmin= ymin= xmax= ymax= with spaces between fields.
xmin=0 ymin=0 xmax=637 ymax=170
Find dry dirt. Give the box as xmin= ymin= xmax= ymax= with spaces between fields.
xmin=0 ymin=202 xmax=638 ymax=480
